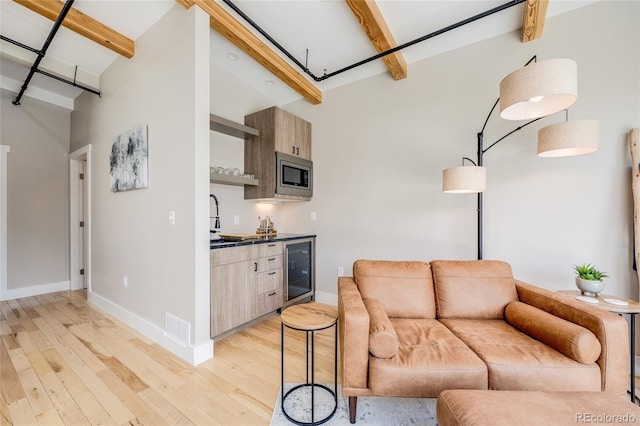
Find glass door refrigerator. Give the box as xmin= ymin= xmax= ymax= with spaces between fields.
xmin=283 ymin=237 xmax=315 ymax=307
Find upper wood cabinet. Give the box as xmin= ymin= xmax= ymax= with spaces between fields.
xmin=275 ymin=109 xmax=311 ymax=160
xmin=244 ymin=106 xmax=311 ymax=160
xmin=244 ymin=106 xmax=312 ymax=200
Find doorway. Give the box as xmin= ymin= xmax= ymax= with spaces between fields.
xmin=69 ymin=145 xmax=92 ymax=291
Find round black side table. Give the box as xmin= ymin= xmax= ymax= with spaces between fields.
xmin=281 ymin=302 xmax=338 ymax=425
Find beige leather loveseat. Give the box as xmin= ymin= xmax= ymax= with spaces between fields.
xmin=338 ymin=259 xmax=628 ymax=423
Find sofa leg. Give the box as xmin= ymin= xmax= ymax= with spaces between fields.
xmin=349 ymin=396 xmax=357 ymax=423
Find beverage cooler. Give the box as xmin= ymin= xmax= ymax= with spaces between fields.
xmin=283 ymin=237 xmax=315 ymax=307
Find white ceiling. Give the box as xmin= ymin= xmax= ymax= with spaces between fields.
xmin=0 ymin=0 xmax=597 ymax=109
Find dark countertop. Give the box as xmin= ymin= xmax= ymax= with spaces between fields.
xmin=210 ymin=233 xmax=316 ymax=250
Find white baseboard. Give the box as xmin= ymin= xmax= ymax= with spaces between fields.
xmin=1 ymin=280 xmax=69 ymax=301
xmin=315 ymin=290 xmax=337 ymax=307
xmin=87 ymin=291 xmax=213 ymax=365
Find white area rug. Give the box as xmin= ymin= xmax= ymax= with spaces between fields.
xmin=270 ymin=384 xmax=438 ymax=425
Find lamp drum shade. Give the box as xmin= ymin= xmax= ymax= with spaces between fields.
xmin=500 ymin=58 xmax=578 ymax=121
xmin=443 ymin=166 xmax=486 ymax=193
xmin=537 ymin=120 xmax=599 ymax=157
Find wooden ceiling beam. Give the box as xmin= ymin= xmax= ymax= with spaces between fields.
xmin=345 ymin=0 xmax=407 ymax=81
xmin=521 ymin=0 xmax=549 ymax=42
xmin=13 ymin=0 xmax=134 ymax=58
xmin=188 ymin=0 xmax=322 ymax=105
xmin=175 ymin=0 xmax=195 ymax=9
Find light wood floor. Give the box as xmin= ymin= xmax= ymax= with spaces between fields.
xmin=1 ymin=291 xmax=338 ymax=425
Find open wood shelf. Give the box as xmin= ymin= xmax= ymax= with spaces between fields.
xmin=210 ymin=173 xmax=259 ymax=187
xmin=210 ymin=114 xmax=259 ymax=139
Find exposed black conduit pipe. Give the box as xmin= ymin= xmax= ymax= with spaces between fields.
xmin=2 ymin=34 xmax=102 ymax=98
xmin=322 ymin=0 xmax=527 ymax=81
xmin=36 ymin=69 xmax=102 ymax=97
xmin=1 ymin=35 xmax=41 ymax=55
xmin=221 ymin=0 xmax=526 ymax=82
xmin=221 ymin=0 xmax=312 ymax=77
xmin=12 ymin=0 xmax=76 ymax=106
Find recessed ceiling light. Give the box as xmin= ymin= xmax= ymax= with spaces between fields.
xmin=265 ymin=80 xmax=276 ymax=86
xmin=226 ymin=52 xmax=238 ymax=61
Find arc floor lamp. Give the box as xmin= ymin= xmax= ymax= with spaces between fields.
xmin=443 ymin=56 xmax=599 ymax=260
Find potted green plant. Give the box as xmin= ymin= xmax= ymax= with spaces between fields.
xmin=573 ymin=263 xmax=608 ymax=296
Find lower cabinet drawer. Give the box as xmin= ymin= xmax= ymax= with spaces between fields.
xmin=257 ymin=254 xmax=282 ymax=272
xmin=257 ymin=242 xmax=282 ymax=258
xmin=211 ymin=245 xmax=256 ymax=266
xmin=257 ymin=268 xmax=282 ymax=293
xmin=256 ymin=288 xmax=282 ymax=316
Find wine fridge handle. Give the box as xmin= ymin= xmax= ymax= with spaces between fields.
xmin=283 ymin=246 xmax=289 ymax=304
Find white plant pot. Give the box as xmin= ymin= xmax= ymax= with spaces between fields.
xmin=575 ymin=277 xmax=604 ymax=297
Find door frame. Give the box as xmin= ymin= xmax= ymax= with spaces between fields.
xmin=69 ymin=145 xmax=92 ymax=291
xmin=0 ymin=145 xmax=10 ymax=300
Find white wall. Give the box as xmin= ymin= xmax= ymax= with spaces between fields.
xmin=209 ymin=63 xmax=284 ymax=234
xmin=0 ymin=90 xmax=71 ymax=300
xmin=279 ymin=1 xmax=640 ymax=303
xmin=70 ymin=5 xmax=212 ymax=364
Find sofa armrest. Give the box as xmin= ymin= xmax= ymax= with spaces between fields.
xmin=515 ymin=280 xmax=628 ymax=395
xmin=338 ymin=276 xmax=370 ymax=394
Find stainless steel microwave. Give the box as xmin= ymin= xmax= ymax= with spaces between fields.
xmin=275 ymin=152 xmax=313 ymax=198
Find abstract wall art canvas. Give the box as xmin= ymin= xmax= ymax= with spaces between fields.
xmin=110 ymin=125 xmax=148 ymax=192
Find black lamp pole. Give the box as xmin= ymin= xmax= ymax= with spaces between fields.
xmin=473 ymin=99 xmax=547 ymax=260
xmin=477 ymin=132 xmax=484 ymax=260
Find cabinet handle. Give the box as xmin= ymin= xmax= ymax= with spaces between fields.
xmin=268 ymin=244 xmax=276 ymax=247
xmin=296 ymin=147 xmax=299 ymax=155
xmin=268 ymin=257 xmax=276 ymax=261
xmin=254 ymin=262 xmax=258 ymax=272
xmin=292 ymin=146 xmax=296 ymax=154
xmin=268 ymin=271 xmax=277 ymax=276
xmin=268 ymin=292 xmax=276 ymax=296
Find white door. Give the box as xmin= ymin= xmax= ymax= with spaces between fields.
xmin=78 ymin=160 xmax=86 ymax=289
xmin=69 ymin=145 xmax=91 ymax=292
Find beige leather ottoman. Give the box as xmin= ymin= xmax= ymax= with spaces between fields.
xmin=437 ymin=390 xmax=640 ymax=426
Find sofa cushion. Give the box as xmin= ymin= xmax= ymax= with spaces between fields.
xmin=437 ymin=390 xmax=640 ymax=426
xmin=368 ymin=318 xmax=487 ymax=397
xmin=363 ymin=298 xmax=399 ymax=359
xmin=353 ymin=260 xmax=436 ymax=318
xmin=431 ymin=260 xmax=517 ymax=319
xmin=440 ymin=319 xmax=601 ymax=391
xmin=505 ymin=301 xmax=601 ymax=364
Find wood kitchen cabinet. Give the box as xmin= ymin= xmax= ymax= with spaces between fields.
xmin=274 ymin=111 xmax=311 ymax=160
xmin=210 ymin=256 xmax=254 ymax=335
xmin=244 ymin=107 xmax=312 ymax=201
xmin=245 ymin=106 xmax=311 ymax=160
xmin=210 ymin=242 xmax=283 ymax=338
xmin=255 ymin=246 xmax=283 ymax=317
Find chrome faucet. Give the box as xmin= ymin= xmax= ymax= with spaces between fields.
xmin=210 ymin=194 xmax=221 ymax=235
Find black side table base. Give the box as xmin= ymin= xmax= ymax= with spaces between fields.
xmin=282 ymin=383 xmax=338 ymax=426
xmin=631 ymin=313 xmax=637 ymax=404
xmin=281 ymin=312 xmax=338 ymax=426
